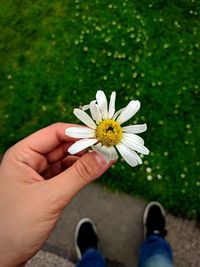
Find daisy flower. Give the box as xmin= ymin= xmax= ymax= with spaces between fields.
xmin=65 ymin=90 xmax=149 ymax=167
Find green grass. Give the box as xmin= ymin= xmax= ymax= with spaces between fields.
xmin=0 ymin=0 xmax=199 ymax=220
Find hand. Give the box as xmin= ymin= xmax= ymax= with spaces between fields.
xmin=0 ymin=123 xmax=113 ymax=267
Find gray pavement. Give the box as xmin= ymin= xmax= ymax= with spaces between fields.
xmin=28 ymin=183 xmax=200 ymax=267
xmin=26 ymin=250 xmax=74 ymax=267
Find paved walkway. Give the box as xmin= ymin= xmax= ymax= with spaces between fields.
xmin=27 ymin=251 xmax=74 ymax=267
xmin=26 ymin=183 xmax=200 ymax=267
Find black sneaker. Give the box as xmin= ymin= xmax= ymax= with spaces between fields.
xmin=74 ymin=218 xmax=98 ymax=259
xmin=143 ymin=201 xmax=167 ymax=238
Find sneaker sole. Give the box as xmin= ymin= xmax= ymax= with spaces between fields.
xmin=143 ymin=201 xmax=166 ymax=238
xmin=74 ymin=218 xmax=98 ymax=260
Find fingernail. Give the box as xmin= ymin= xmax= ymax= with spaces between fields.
xmin=94 ymin=151 xmax=109 ymax=166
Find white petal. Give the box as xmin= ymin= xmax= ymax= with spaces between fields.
xmin=74 ymin=108 xmax=97 ymax=129
xmin=122 ymin=132 xmax=144 ymax=145
xmin=122 ymin=123 xmax=147 ymax=134
xmin=65 ymin=127 xmax=96 ymax=138
xmin=131 ymin=150 xmax=143 ymax=165
xmin=110 ymin=147 xmax=119 ymax=160
xmin=108 ymin=91 xmax=116 ymax=119
xmin=116 ymin=100 xmax=141 ymax=125
xmin=92 ymin=143 xmax=107 ymax=161
xmin=96 ymin=90 xmax=108 ymax=119
xmin=82 ymin=104 xmax=90 ymax=111
xmin=116 ymin=143 xmax=140 ymax=167
xmin=93 ymin=144 xmax=118 ymax=163
xmin=68 ymin=138 xmax=98 ymax=154
xmin=121 ymin=134 xmax=149 ymax=155
xmin=112 ymin=108 xmax=125 ymax=120
xmin=102 ymin=145 xmax=118 ymax=162
xmin=89 ymin=100 xmax=97 ymax=121
xmin=92 ymin=142 xmax=102 ymax=150
xmin=95 ymin=104 xmax=103 ymax=124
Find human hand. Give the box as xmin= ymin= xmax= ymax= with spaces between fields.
xmin=0 ymin=123 xmax=113 ymax=267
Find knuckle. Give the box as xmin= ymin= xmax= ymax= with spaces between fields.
xmin=51 ymin=122 xmax=64 ymax=130
xmin=2 ymin=147 xmax=14 ymax=161
xmin=53 ymin=122 xmax=63 ymax=127
xmin=75 ymin=158 xmax=94 ymax=182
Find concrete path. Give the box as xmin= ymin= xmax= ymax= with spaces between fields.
xmin=26 ymin=250 xmax=74 ymax=267
xmin=34 ymin=182 xmax=200 ymax=267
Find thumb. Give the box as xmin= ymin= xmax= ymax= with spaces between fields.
xmin=45 ymin=151 xmax=113 ymax=208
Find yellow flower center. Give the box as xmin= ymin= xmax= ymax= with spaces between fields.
xmin=96 ymin=119 xmax=122 ymax=146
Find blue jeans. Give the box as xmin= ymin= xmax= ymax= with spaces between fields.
xmin=138 ymin=234 xmax=174 ymax=267
xmin=76 ymin=248 xmax=106 ymax=267
xmin=76 ymin=235 xmax=174 ymax=267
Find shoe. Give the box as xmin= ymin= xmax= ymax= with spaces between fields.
xmin=74 ymin=218 xmax=98 ymax=260
xmin=143 ymin=201 xmax=167 ymax=238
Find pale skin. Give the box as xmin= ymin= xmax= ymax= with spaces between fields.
xmin=0 ymin=123 xmax=114 ymax=267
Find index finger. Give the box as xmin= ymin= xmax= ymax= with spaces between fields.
xmin=18 ymin=123 xmax=81 ymax=154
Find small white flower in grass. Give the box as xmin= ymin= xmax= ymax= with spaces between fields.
xmin=65 ymin=90 xmax=149 ymax=167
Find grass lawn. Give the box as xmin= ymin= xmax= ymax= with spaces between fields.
xmin=0 ymin=0 xmax=199 ymax=219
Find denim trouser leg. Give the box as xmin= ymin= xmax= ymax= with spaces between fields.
xmin=76 ymin=248 xmax=106 ymax=267
xmin=138 ymin=234 xmax=174 ymax=267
